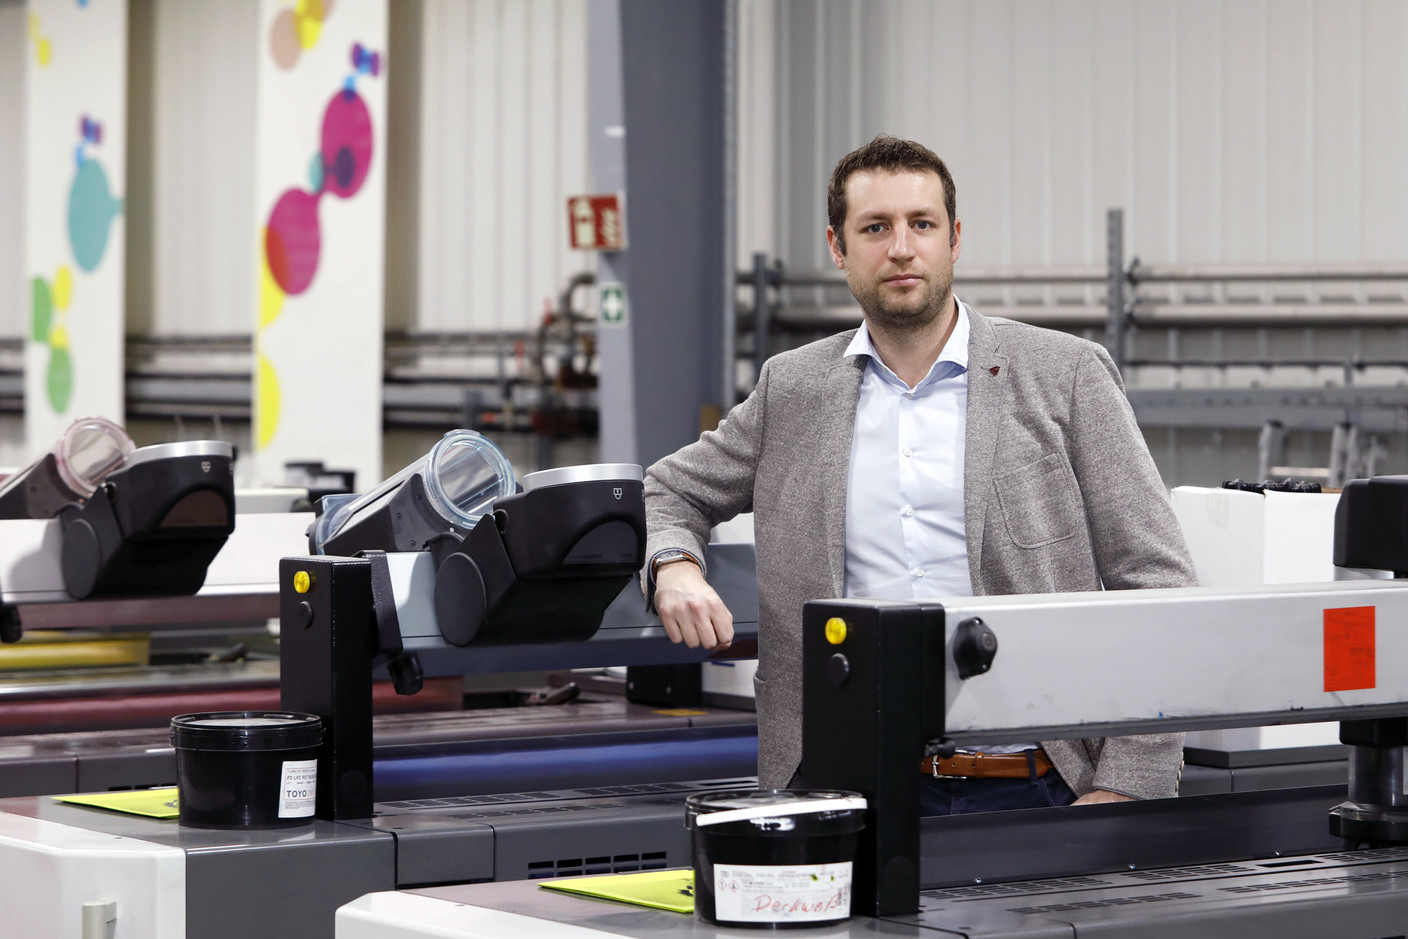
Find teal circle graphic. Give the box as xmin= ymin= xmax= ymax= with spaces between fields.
xmin=68 ymin=160 xmax=121 ymax=273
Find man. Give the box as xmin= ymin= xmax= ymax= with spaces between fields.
xmin=643 ymin=135 xmax=1197 ymax=814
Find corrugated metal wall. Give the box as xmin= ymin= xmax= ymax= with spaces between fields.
xmin=6 ymin=1 xmax=1408 ymax=334
xmin=406 ymin=0 xmax=592 ymax=334
xmin=736 ymin=0 xmax=779 ymax=271
xmin=756 ymin=0 xmax=1408 ymax=274
xmin=137 ymin=0 xmax=257 ymax=338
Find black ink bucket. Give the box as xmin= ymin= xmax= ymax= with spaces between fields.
xmin=171 ymin=711 xmax=323 ymax=829
xmin=685 ymin=789 xmax=867 ymax=928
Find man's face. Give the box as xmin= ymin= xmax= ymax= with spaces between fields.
xmin=826 ymin=168 xmax=961 ymax=333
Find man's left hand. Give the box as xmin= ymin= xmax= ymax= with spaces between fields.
xmin=1072 ymin=789 xmax=1134 ymax=806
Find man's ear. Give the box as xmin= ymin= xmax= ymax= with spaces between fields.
xmin=950 ymin=218 xmax=962 ymax=260
xmin=826 ymin=226 xmax=845 ymax=270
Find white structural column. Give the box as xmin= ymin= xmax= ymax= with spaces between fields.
xmin=23 ymin=0 xmax=128 ymax=453
xmin=251 ymin=0 xmax=388 ymax=490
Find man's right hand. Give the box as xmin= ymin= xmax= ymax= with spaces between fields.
xmin=655 ymin=560 xmax=734 ymax=651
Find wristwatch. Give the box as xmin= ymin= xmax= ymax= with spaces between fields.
xmin=646 ymin=548 xmax=701 ymax=612
xmin=650 ymin=548 xmax=700 ymax=581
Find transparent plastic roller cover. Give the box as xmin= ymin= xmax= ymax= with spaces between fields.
xmin=311 ymin=429 xmax=516 ymax=553
xmin=0 ymin=416 xmax=135 ymax=519
xmin=58 ymin=417 xmax=138 ymax=494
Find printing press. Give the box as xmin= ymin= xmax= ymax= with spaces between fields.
xmin=0 ymin=428 xmax=314 ymax=747
xmin=0 ymin=446 xmax=763 ymax=939
xmin=331 ymin=475 xmax=1408 ymax=938
xmin=0 ymin=430 xmax=759 ymax=804
xmin=8 ymin=445 xmax=1408 ymax=936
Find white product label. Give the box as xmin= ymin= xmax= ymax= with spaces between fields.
xmin=278 ymin=758 xmax=318 ymax=817
xmin=712 ymin=861 xmax=852 ymax=923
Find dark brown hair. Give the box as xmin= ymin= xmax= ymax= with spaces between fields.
xmin=827 ymin=135 xmax=956 ymax=254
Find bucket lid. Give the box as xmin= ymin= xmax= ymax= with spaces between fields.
xmin=170 ymin=711 xmax=323 ymax=751
xmin=686 ymin=788 xmax=867 ymax=828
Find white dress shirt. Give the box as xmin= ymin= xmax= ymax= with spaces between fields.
xmin=843 ymin=300 xmax=974 ymax=601
xmin=842 ymin=299 xmax=1037 ymax=756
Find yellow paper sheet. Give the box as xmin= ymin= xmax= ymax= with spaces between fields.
xmin=55 ymin=787 xmax=180 ymax=819
xmin=539 ymin=869 xmax=694 ymax=913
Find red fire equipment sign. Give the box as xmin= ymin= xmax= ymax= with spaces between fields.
xmin=568 ymin=194 xmax=626 ymax=251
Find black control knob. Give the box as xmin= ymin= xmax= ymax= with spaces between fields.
xmin=387 ymin=651 xmax=424 ymax=696
xmin=826 ymin=652 xmax=851 ymax=686
xmin=953 ymin=616 xmax=998 ymax=679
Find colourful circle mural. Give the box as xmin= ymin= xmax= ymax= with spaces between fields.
xmin=28 ymin=116 xmax=126 ymax=416
xmin=257 ymin=41 xmax=381 ymax=449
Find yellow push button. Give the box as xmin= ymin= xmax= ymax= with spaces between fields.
xmin=824 ymin=616 xmax=848 ymax=645
xmin=293 ymin=570 xmax=313 ymax=594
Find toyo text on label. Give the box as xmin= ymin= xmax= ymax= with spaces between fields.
xmin=279 ymin=758 xmax=318 ymax=818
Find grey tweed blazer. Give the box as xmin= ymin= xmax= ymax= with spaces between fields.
xmin=644 ymin=305 xmax=1198 ymax=800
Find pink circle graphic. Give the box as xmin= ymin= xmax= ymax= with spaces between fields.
xmin=320 ymin=90 xmax=373 ymax=199
xmin=265 ymin=189 xmax=323 ymax=296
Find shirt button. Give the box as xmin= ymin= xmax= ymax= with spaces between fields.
xmin=903 ymin=506 xmax=915 ymax=517
xmin=902 ymin=447 xmax=913 ymax=457
xmin=912 ymin=569 xmax=926 ymax=578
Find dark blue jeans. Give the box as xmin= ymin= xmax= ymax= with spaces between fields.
xmin=918 ymin=767 xmax=1077 ymax=816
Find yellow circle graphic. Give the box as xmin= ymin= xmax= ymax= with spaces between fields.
xmin=52 ymin=266 xmax=72 ymax=310
xmin=256 ymin=352 xmax=282 ymax=449
xmin=259 ymin=231 xmax=287 ymax=329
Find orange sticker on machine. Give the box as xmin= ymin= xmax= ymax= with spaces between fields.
xmin=1324 ymin=606 xmax=1375 ymax=692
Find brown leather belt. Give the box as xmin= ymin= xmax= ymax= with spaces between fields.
xmin=920 ymin=750 xmax=1052 ymax=779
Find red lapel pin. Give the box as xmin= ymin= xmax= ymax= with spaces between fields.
xmin=989 ymin=366 xmax=1000 ymax=376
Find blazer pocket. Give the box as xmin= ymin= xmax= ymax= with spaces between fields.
xmin=994 ymin=453 xmax=1082 ymax=548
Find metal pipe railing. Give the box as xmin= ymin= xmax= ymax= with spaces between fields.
xmin=1129 ymin=261 xmax=1408 ymax=283
xmin=1130 ymin=304 xmax=1408 ymax=327
xmin=735 ymin=261 xmax=1408 ymax=334
xmin=738 ymin=266 xmax=1107 ymax=288
xmin=739 ymin=304 xmax=1107 ymax=329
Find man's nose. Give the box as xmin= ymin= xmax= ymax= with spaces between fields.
xmin=888 ymin=227 xmax=914 ymax=260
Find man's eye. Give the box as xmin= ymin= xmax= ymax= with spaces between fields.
xmin=864 ymin=223 xmax=884 ymax=234
xmin=914 ymin=220 xmax=934 ymax=230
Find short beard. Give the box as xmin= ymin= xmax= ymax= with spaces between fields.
xmin=850 ymin=270 xmax=954 ymax=338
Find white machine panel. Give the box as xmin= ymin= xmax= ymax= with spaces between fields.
xmin=338 ymin=890 xmax=618 ymax=939
xmin=0 ymin=511 xmax=311 ymax=605
xmin=0 ymin=811 xmax=185 ymax=938
xmin=938 ymin=580 xmax=1408 ymax=741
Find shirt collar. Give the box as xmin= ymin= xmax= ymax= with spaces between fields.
xmin=844 ymin=295 xmax=971 ymax=383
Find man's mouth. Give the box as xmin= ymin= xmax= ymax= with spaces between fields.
xmin=884 ymin=274 xmax=923 ymax=287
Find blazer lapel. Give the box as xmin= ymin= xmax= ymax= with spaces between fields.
xmin=963 ymin=309 xmax=1008 ymax=584
xmin=821 ymin=355 xmax=865 ymax=597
